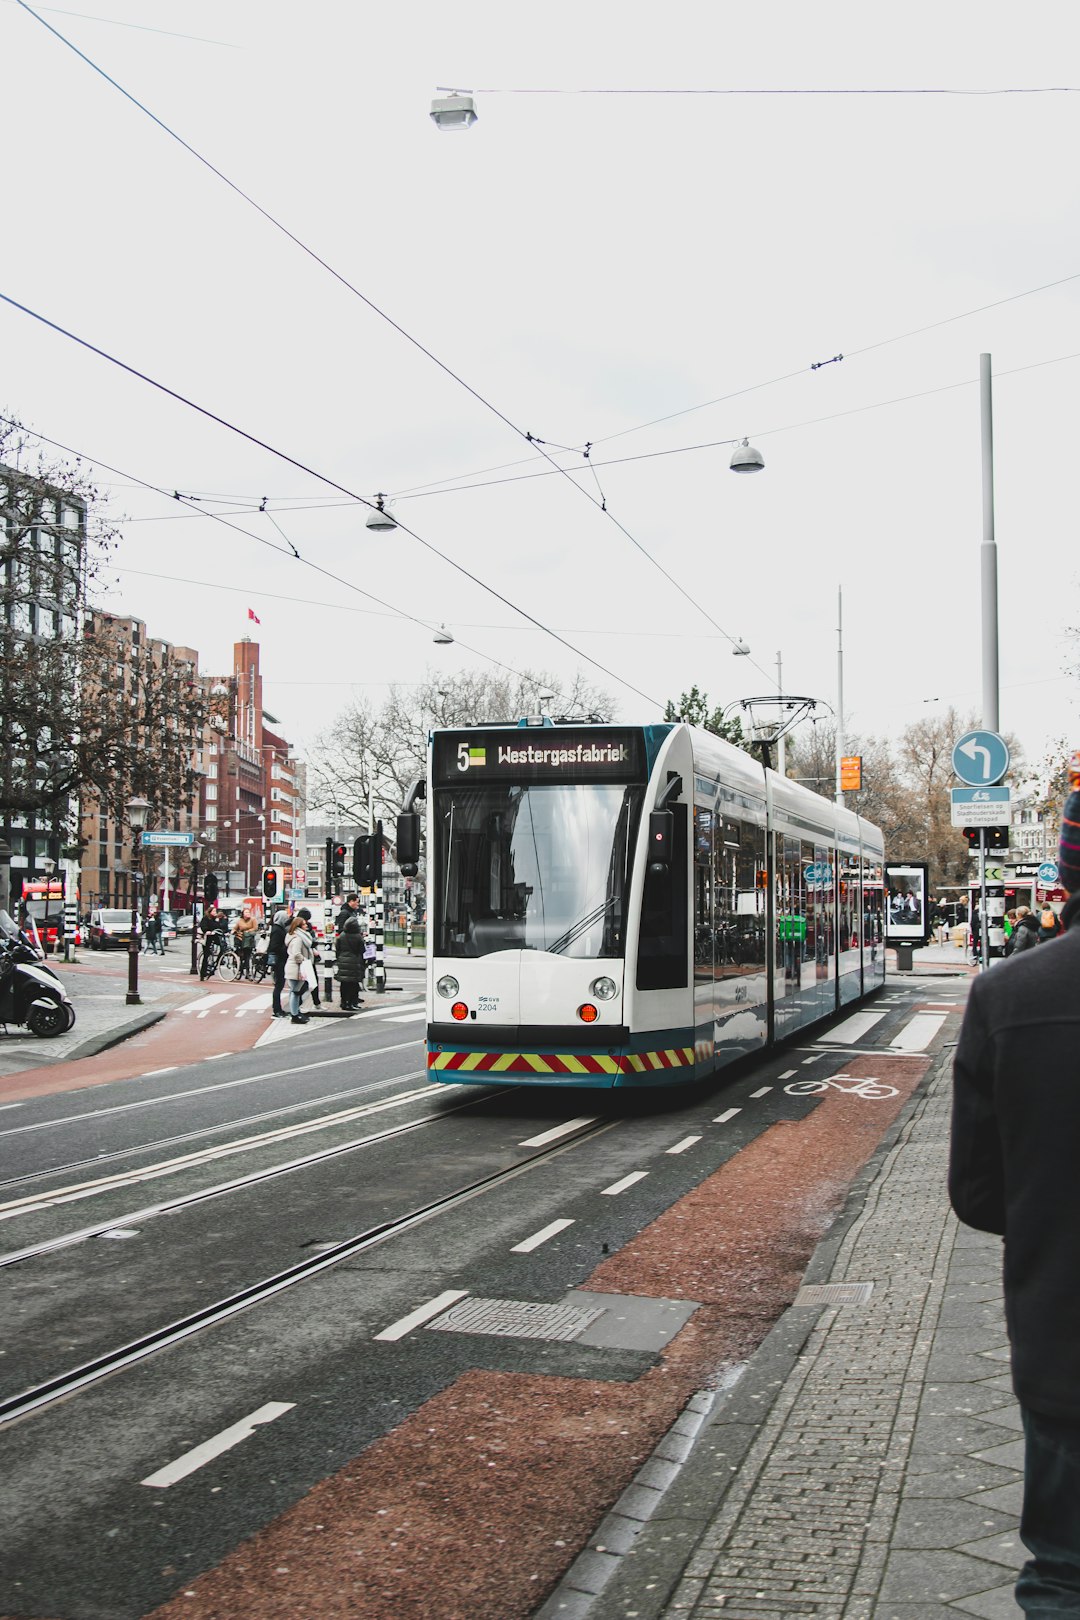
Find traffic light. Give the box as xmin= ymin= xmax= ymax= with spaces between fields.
xmin=325 ymin=836 xmax=334 ymax=889
xmin=204 ymin=870 xmax=219 ymax=903
xmin=963 ymin=826 xmax=1010 ymax=850
xmin=261 ymin=867 xmax=278 ymax=900
xmin=353 ymin=824 xmax=383 ymax=888
xmin=332 ymin=843 xmax=347 ymax=883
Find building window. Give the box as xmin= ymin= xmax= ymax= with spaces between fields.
xmin=205 ymin=784 xmax=217 ymax=801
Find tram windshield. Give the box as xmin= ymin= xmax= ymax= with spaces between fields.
xmin=434 ymin=783 xmax=642 ymax=959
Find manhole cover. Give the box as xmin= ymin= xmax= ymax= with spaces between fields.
xmin=794 ymin=1282 xmax=874 ymax=1307
xmin=427 ymin=1297 xmax=605 ymax=1342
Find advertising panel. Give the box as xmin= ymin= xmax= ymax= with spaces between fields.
xmin=884 ymin=862 xmax=929 ymax=943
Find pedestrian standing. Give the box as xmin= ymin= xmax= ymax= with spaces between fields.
xmin=267 ymin=907 xmax=289 ymax=1018
xmin=334 ymin=913 xmax=365 ymax=1011
xmin=1008 ymin=906 xmax=1040 ymax=955
xmin=336 ymin=892 xmax=361 ymax=934
xmin=1037 ymin=901 xmax=1063 ymax=944
xmin=950 ymin=778 xmax=1080 ymax=1614
xmin=284 ymin=915 xmax=314 ymax=1024
xmin=143 ymin=909 xmax=164 ymax=955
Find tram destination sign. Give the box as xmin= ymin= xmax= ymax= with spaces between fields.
xmin=434 ymin=727 xmax=646 ymax=784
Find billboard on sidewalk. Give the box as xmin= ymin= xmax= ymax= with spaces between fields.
xmin=884 ymin=862 xmax=929 ymax=945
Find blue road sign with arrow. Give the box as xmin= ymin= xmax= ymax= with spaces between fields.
xmin=952 ymin=730 xmax=1010 ymax=787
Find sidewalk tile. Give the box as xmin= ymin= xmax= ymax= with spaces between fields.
xmin=879 ymin=1549 xmax=1018 ymax=1605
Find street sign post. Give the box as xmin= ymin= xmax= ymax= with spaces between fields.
xmin=141 ymin=831 xmax=195 ymax=847
xmin=952 ymin=730 xmax=1010 ymax=787
xmin=950 ymin=785 xmax=1011 ymax=827
xmin=1037 ymin=860 xmax=1060 ymax=886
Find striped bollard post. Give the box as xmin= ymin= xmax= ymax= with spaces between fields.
xmin=375 ymin=884 xmax=386 ymax=993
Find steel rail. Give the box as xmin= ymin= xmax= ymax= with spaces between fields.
xmin=0 ymin=1117 xmax=612 ymax=1429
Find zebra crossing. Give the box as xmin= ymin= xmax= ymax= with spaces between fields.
xmin=178 ymin=992 xmax=424 ymax=1021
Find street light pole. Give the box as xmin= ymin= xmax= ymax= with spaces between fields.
xmin=835 ymin=585 xmax=845 ymax=807
xmin=189 ymin=840 xmax=203 ymax=975
xmin=125 ymin=796 xmax=151 ymax=1005
xmin=775 ymin=652 xmax=786 ymax=777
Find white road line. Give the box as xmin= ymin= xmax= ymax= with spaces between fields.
xmin=890 ymin=1013 xmax=947 ymax=1052
xmin=143 ymin=1068 xmax=177 ymax=1077
xmin=750 ymin=1086 xmax=772 ymax=1098
xmin=818 ymin=1011 xmax=887 ymax=1045
xmin=234 ymin=994 xmax=273 ymax=1016
xmin=779 ymin=1069 xmax=797 ymax=1079
xmin=374 ymin=1288 xmax=469 ymax=1342
xmin=384 ymin=1011 xmax=426 ymax=1023
xmin=141 ymin=1402 xmax=295 ymax=1488
xmin=519 ymin=1117 xmax=596 ymax=1148
xmin=202 ymin=1053 xmax=230 ymax=1062
xmin=667 ymin=1135 xmax=702 ymax=1154
xmin=713 ymin=1108 xmax=741 ymax=1123
xmin=601 ymin=1171 xmax=649 ymax=1196
xmin=511 ymin=1218 xmax=575 ymax=1254
xmin=178 ymin=994 xmax=235 ymax=1018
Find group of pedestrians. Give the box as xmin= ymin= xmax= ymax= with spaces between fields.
xmin=264 ymin=892 xmax=368 ymax=1023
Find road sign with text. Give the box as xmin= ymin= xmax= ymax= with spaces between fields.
xmin=950 ymin=785 xmax=1011 ymax=827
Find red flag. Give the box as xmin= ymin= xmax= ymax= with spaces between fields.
xmin=247 ymin=608 xmax=261 ymax=624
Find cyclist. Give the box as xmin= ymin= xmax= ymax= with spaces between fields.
xmin=232 ymin=905 xmax=259 ymax=978
xmin=199 ymin=903 xmax=228 ymax=978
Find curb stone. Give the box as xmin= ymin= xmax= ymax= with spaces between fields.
xmin=536 ymin=1039 xmax=955 ymax=1620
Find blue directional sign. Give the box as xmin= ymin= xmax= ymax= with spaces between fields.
xmin=1038 ymin=860 xmax=1060 ymax=885
xmin=952 ymin=730 xmax=1010 ymax=787
xmin=141 ymin=830 xmax=195 ymax=847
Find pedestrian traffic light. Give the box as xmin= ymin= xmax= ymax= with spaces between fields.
xmin=353 ymin=825 xmax=383 ymax=888
xmin=261 ymin=867 xmax=278 ymax=900
xmin=325 ymin=836 xmax=334 ymax=888
xmin=204 ymin=871 xmax=219 ymax=903
xmin=332 ymin=842 xmax=347 ymax=883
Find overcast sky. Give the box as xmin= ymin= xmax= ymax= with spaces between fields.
xmin=3 ymin=0 xmax=1078 ymax=780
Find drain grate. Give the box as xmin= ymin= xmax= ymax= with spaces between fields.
xmin=427 ymin=1297 xmax=605 ymax=1342
xmin=794 ymin=1281 xmax=874 ymax=1307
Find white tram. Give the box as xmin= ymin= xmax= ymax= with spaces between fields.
xmin=395 ymin=719 xmax=885 ymax=1088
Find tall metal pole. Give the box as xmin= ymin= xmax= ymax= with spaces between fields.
xmin=980 ymin=354 xmax=1000 ymax=732
xmin=776 ymin=651 xmax=786 ymax=777
xmin=980 ymin=354 xmax=1004 ymax=963
xmin=835 ymin=584 xmax=845 ymax=806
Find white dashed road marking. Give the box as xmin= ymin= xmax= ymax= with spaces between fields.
xmin=713 ymin=1108 xmax=741 ymax=1123
xmin=142 ymin=1402 xmax=295 ymax=1488
xmin=818 ymin=1011 xmax=886 ymax=1044
xmin=779 ymin=1069 xmax=797 ymax=1079
xmin=601 ymin=1171 xmax=648 ymax=1196
xmin=511 ymin=1218 xmax=575 ymax=1254
xmin=890 ymin=1013 xmax=947 ymax=1052
xmin=750 ymin=1086 xmax=772 ymax=1098
xmin=374 ymin=1288 xmax=469 ymax=1342
xmin=519 ymin=1118 xmax=596 ymax=1148
xmin=667 ymin=1135 xmax=702 ymax=1154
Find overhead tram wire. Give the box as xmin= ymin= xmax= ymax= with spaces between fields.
xmin=0 ymin=413 xmax=500 ymax=662
xmin=0 ymin=320 xmax=660 ymax=710
xmin=13 ymin=0 xmax=759 ymax=674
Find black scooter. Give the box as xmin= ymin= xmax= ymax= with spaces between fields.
xmin=0 ymin=911 xmax=75 ymax=1037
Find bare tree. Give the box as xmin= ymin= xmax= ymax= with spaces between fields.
xmin=308 ymin=667 xmax=615 ymax=823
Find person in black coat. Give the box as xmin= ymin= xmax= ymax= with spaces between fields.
xmin=267 ymin=907 xmax=289 ymax=1018
xmin=950 ymin=786 xmax=1080 ymax=1613
xmin=334 ymin=914 xmax=365 ymax=1011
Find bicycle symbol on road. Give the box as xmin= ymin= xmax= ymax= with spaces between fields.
xmin=784 ymin=1075 xmax=898 ymax=1100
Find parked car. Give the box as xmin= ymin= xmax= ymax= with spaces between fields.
xmin=88 ymin=908 xmax=137 ymax=950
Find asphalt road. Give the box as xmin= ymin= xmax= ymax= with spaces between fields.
xmin=0 ymin=974 xmax=962 ymax=1619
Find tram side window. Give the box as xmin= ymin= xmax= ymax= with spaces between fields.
xmin=637 ymin=803 xmax=688 ymax=991
xmin=694 ymin=807 xmax=714 ymax=983
xmin=735 ymin=820 xmax=767 ymax=972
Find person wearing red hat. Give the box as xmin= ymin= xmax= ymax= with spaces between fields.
xmin=950 ymin=766 xmax=1080 ymax=1613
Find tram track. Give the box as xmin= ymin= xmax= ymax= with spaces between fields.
xmin=0 ymin=1115 xmax=613 ymax=1430
xmin=0 ymin=1065 xmax=433 ymax=1193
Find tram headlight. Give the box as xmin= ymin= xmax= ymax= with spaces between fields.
xmin=451 ymin=1001 xmax=469 ymax=1021
xmin=577 ymin=1003 xmax=599 ymax=1023
xmin=590 ymin=976 xmax=618 ymax=1001
xmin=436 ymin=975 xmax=460 ymax=999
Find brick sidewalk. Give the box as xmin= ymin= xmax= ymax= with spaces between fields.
xmin=559 ymin=1051 xmax=1024 ymax=1620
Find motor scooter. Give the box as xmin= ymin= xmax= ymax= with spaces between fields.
xmin=0 ymin=911 xmax=76 ymax=1037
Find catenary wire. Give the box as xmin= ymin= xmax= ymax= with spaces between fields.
xmin=0 ymin=0 xmax=237 ymax=45
xmin=0 ymin=414 xmax=547 ymax=688
xmin=12 ymin=0 xmax=761 ymax=676
xmin=0 ymin=329 xmax=659 ymax=711
xmin=469 ymin=84 xmax=1080 ymax=96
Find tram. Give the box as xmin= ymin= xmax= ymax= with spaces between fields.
xmin=395 ymin=718 xmax=885 ymax=1089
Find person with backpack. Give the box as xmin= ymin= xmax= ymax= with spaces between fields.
xmin=1008 ymin=906 xmax=1040 ymax=955
xmin=1037 ymin=902 xmax=1063 ymax=944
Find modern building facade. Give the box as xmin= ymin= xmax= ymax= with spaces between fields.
xmin=0 ymin=461 xmax=86 ymax=908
